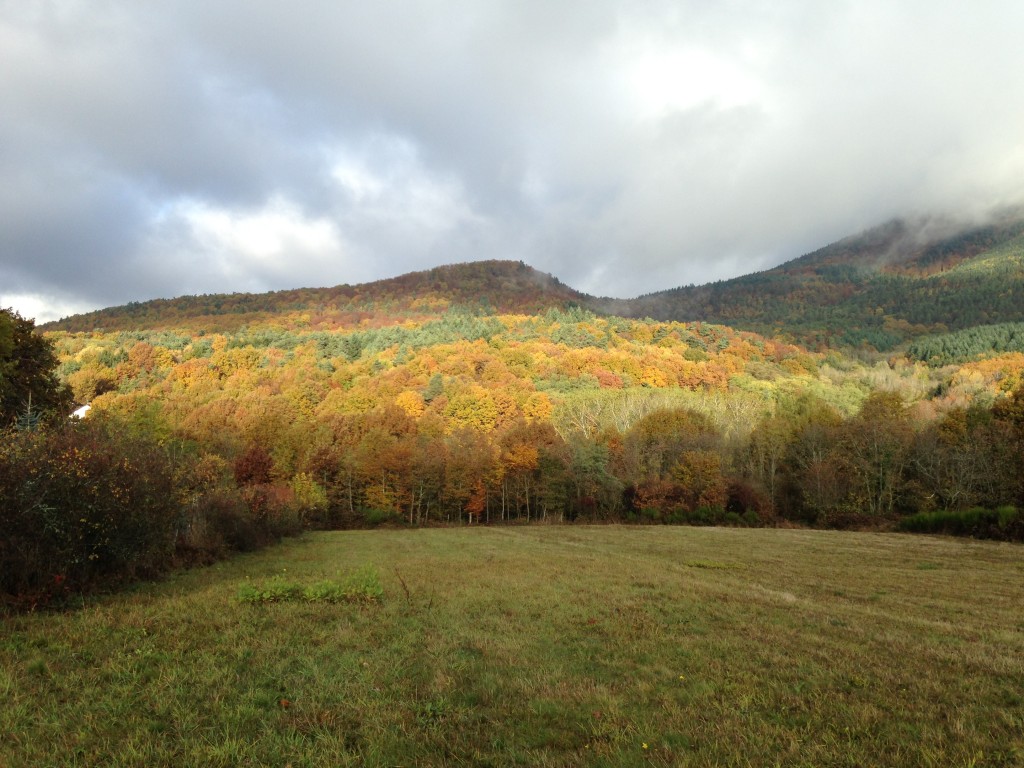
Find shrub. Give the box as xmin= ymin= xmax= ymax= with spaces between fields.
xmin=726 ymin=479 xmax=773 ymax=524
xmin=241 ymin=484 xmax=303 ymax=539
xmin=687 ymin=506 xmax=725 ymax=526
xmin=364 ymin=508 xmax=401 ymax=527
xmin=0 ymin=417 xmax=313 ymax=606
xmin=0 ymin=421 xmax=180 ymax=601
xmin=639 ymin=506 xmax=661 ymax=522
xmin=290 ymin=472 xmax=328 ymax=525
xmin=996 ymin=505 xmax=1019 ymax=528
xmin=190 ymin=487 xmax=265 ymax=554
xmin=178 ymin=483 xmax=305 ymax=557
xmin=899 ymin=507 xmax=1022 ymax=540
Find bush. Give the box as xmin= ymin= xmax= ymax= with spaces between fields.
xmin=188 ymin=487 xmax=264 ymax=554
xmin=687 ymin=506 xmax=725 ymax=526
xmin=0 ymin=418 xmax=312 ymax=606
xmin=241 ymin=484 xmax=303 ymax=539
xmin=182 ymin=484 xmax=304 ymax=556
xmin=726 ymin=479 xmax=773 ymax=524
xmin=364 ymin=508 xmax=402 ymax=527
xmin=0 ymin=421 xmax=180 ymax=601
xmin=899 ymin=506 xmax=1022 ymax=540
xmin=290 ymin=472 xmax=328 ymax=526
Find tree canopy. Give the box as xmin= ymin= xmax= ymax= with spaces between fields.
xmin=0 ymin=308 xmax=70 ymax=425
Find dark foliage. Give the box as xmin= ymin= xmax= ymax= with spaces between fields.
xmin=0 ymin=308 xmax=72 ymax=425
xmin=0 ymin=421 xmax=180 ymax=601
xmin=234 ymin=444 xmax=274 ymax=486
xmin=899 ymin=507 xmax=1023 ymax=541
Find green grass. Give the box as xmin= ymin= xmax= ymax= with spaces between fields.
xmin=2 ymin=527 xmax=1023 ymax=766
xmin=235 ymin=566 xmax=384 ymax=605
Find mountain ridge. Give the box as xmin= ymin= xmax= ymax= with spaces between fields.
xmin=42 ymin=260 xmax=589 ymax=334
xmin=43 ymin=210 xmax=1024 ymax=351
xmin=599 ymin=210 xmax=1024 ymax=349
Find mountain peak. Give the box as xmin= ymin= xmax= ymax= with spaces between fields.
xmin=42 ymin=259 xmax=588 ymax=333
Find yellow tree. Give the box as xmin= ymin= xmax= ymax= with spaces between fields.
xmin=444 ymin=384 xmax=499 ymax=432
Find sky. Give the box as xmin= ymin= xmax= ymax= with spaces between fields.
xmin=2 ymin=1 xmax=1024 ymax=323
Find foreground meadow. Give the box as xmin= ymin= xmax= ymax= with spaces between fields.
xmin=1 ymin=526 xmax=1022 ymax=767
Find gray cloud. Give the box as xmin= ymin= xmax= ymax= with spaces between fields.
xmin=2 ymin=0 xmax=1023 ymax=322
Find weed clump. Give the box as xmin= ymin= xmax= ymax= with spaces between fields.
xmin=684 ymin=560 xmax=743 ymax=570
xmin=236 ymin=566 xmax=383 ymax=604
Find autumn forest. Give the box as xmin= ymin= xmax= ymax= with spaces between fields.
xmin=5 ymin=219 xmax=1024 ymax=602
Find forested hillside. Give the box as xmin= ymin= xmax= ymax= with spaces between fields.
xmin=48 ymin=308 xmax=827 ymax=526
xmin=44 ymin=260 xmax=587 ymax=334
xmin=609 ymin=212 xmax=1024 ymax=350
xmin=8 ymin=235 xmax=1024 ymax=603
xmin=46 ymin=211 xmax=1024 ymax=356
xmin=44 ymin=299 xmax=1024 ymax=530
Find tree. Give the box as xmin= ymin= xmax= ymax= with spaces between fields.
xmin=746 ymin=414 xmax=794 ymax=511
xmin=444 ymin=428 xmax=498 ymax=522
xmin=621 ymin=407 xmax=721 ymax=483
xmin=234 ymin=443 xmax=274 ymax=486
xmin=0 ymin=308 xmax=71 ymax=425
xmin=566 ymin=438 xmax=622 ymax=520
xmin=444 ymin=385 xmax=499 ymax=432
xmin=779 ymin=403 xmax=844 ymax=522
xmin=991 ymin=384 xmax=1024 ymax=505
xmin=910 ymin=407 xmax=988 ymax=511
xmin=838 ymin=391 xmax=913 ymax=519
xmin=671 ymin=450 xmax=728 ymax=513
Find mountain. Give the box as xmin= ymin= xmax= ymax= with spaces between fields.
xmin=35 ymin=219 xmax=1024 ymax=539
xmin=43 ymin=260 xmax=588 ymax=334
xmin=604 ymin=210 xmax=1024 ymax=351
xmin=45 ymin=210 xmax=1024 ymax=353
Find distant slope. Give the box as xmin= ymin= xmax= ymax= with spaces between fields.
xmin=906 ymin=322 xmax=1024 ymax=366
xmin=43 ymin=261 xmax=588 ymax=334
xmin=606 ymin=211 xmax=1024 ymax=351
xmin=45 ymin=211 xmax=1024 ymax=352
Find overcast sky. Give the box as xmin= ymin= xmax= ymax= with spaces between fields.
xmin=2 ymin=1 xmax=1023 ymax=322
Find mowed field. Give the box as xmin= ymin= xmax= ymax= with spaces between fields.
xmin=2 ymin=526 xmax=1023 ymax=767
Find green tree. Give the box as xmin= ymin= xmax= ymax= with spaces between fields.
xmin=0 ymin=308 xmax=71 ymax=425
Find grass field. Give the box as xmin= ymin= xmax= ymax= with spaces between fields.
xmin=2 ymin=526 xmax=1023 ymax=767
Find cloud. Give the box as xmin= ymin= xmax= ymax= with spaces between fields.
xmin=147 ymin=196 xmax=347 ymax=291
xmin=0 ymin=292 xmax=98 ymax=326
xmin=2 ymin=0 xmax=1024 ymax=321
